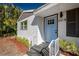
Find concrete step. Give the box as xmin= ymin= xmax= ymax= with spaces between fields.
xmin=28 ymin=42 xmax=49 ymax=56
xmin=27 ymin=48 xmax=42 ymax=56
xmin=41 ymin=47 xmax=49 ymax=56
xmin=31 ymin=42 xmax=49 ymax=52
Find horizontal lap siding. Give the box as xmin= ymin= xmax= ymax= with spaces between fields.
xmin=58 ymin=10 xmax=79 ymax=47
xmin=17 ymin=15 xmax=38 ymax=46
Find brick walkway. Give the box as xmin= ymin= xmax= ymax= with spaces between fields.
xmin=0 ymin=36 xmax=29 ymax=56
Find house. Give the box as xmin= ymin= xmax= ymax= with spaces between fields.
xmin=17 ymin=3 xmax=79 ymax=56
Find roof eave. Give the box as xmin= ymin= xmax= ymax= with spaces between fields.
xmin=17 ymin=9 xmax=34 ymax=21
xmin=34 ymin=3 xmax=59 ymax=15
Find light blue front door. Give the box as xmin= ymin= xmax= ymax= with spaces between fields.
xmin=45 ymin=15 xmax=58 ymax=42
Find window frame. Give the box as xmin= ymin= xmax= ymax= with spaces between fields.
xmin=66 ymin=8 xmax=79 ymax=37
xmin=21 ymin=20 xmax=27 ymax=30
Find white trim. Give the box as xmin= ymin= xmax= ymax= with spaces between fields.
xmin=17 ymin=11 xmax=23 ymax=21
xmin=34 ymin=4 xmax=49 ymax=12
xmin=23 ymin=9 xmax=34 ymax=12
xmin=34 ymin=3 xmax=58 ymax=15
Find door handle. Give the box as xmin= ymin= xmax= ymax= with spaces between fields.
xmin=55 ymin=30 xmax=57 ymax=33
xmin=55 ymin=31 xmax=57 ymax=33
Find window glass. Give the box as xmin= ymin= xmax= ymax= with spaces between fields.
xmin=48 ymin=19 xmax=54 ymax=24
xmin=67 ymin=8 xmax=79 ymax=37
xmin=21 ymin=20 xmax=27 ymax=30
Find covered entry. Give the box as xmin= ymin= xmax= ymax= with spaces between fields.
xmin=34 ymin=3 xmax=79 ymax=56
xmin=45 ymin=14 xmax=58 ymax=42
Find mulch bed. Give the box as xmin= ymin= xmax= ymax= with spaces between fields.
xmin=9 ymin=37 xmax=29 ymax=54
xmin=0 ymin=36 xmax=29 ymax=56
xmin=60 ymin=48 xmax=78 ymax=56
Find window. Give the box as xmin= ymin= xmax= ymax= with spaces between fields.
xmin=66 ymin=8 xmax=79 ymax=37
xmin=48 ymin=19 xmax=54 ymax=24
xmin=21 ymin=20 xmax=27 ymax=30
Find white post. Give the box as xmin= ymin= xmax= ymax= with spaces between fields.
xmin=28 ymin=36 xmax=32 ymax=51
xmin=55 ymin=38 xmax=59 ymax=56
xmin=48 ymin=40 xmax=55 ymax=56
xmin=48 ymin=38 xmax=59 ymax=56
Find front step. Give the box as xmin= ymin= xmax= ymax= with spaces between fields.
xmin=27 ymin=48 xmax=42 ymax=56
xmin=27 ymin=42 xmax=49 ymax=56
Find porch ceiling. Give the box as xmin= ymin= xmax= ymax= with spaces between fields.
xmin=34 ymin=3 xmax=79 ymax=17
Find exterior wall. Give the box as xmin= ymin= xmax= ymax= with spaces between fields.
xmin=17 ymin=15 xmax=45 ymax=46
xmin=17 ymin=15 xmax=38 ymax=46
xmin=36 ymin=16 xmax=45 ymax=45
xmin=58 ymin=11 xmax=79 ymax=47
xmin=17 ymin=11 xmax=79 ymax=46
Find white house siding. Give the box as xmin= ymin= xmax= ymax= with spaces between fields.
xmin=17 ymin=15 xmax=38 ymax=46
xmin=37 ymin=3 xmax=79 ymax=47
xmin=17 ymin=15 xmax=45 ymax=46
xmin=17 ymin=4 xmax=79 ymax=47
xmin=58 ymin=11 xmax=79 ymax=47
xmin=36 ymin=16 xmax=45 ymax=45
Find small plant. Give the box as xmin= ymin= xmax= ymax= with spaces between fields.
xmin=59 ymin=39 xmax=79 ymax=55
xmin=59 ymin=39 xmax=69 ymax=50
xmin=16 ymin=36 xmax=30 ymax=48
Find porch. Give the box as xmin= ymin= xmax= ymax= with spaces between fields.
xmin=32 ymin=3 xmax=79 ymax=56
xmin=27 ymin=38 xmax=59 ymax=56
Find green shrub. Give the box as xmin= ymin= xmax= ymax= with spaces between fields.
xmin=69 ymin=41 xmax=78 ymax=54
xmin=59 ymin=39 xmax=79 ymax=55
xmin=16 ymin=36 xmax=30 ymax=48
xmin=59 ymin=39 xmax=69 ymax=50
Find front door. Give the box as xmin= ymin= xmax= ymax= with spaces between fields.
xmin=45 ymin=15 xmax=58 ymax=42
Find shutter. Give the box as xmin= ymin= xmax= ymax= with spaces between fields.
xmin=66 ymin=8 xmax=79 ymax=37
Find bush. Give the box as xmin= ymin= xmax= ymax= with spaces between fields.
xmin=59 ymin=39 xmax=69 ymax=50
xmin=16 ymin=37 xmax=30 ymax=48
xmin=59 ymin=39 xmax=79 ymax=55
